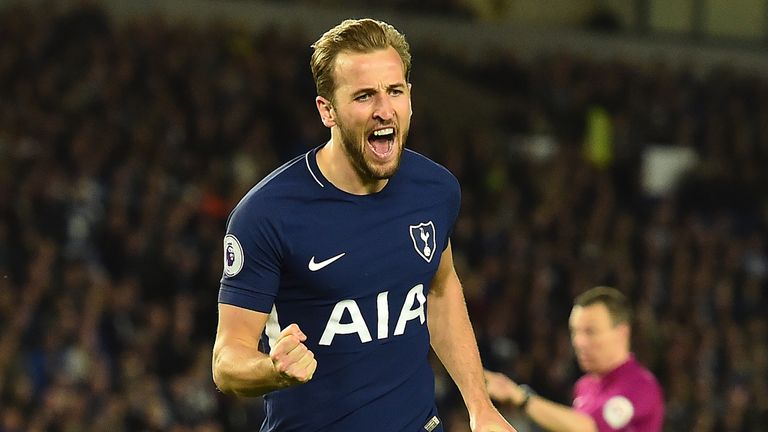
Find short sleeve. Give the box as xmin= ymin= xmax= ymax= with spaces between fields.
xmin=218 ymin=198 xmax=283 ymax=313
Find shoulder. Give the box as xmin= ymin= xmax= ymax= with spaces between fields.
xmin=229 ymin=152 xmax=315 ymax=224
xmin=398 ymin=149 xmax=460 ymax=205
xmin=623 ymin=362 xmax=663 ymax=396
xmin=573 ymin=373 xmax=596 ymax=395
xmin=610 ymin=362 xmax=664 ymax=416
xmin=401 ymin=149 xmax=459 ymax=186
xmin=401 ymin=150 xmax=461 ymax=217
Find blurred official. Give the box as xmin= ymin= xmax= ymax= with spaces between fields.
xmin=485 ymin=287 xmax=664 ymax=432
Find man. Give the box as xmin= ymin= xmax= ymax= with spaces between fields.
xmin=212 ymin=18 xmax=515 ymax=432
xmin=485 ymin=287 xmax=664 ymax=431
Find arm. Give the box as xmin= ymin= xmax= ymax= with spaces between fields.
xmin=484 ymin=370 xmax=597 ymax=432
xmin=428 ymin=242 xmax=515 ymax=432
xmin=212 ymin=303 xmax=317 ymax=397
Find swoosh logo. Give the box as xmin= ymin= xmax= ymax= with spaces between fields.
xmin=308 ymin=252 xmax=346 ymax=271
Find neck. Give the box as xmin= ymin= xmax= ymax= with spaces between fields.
xmin=597 ymin=351 xmax=631 ymax=376
xmin=316 ymin=136 xmax=387 ymax=195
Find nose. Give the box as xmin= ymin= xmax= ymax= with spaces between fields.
xmin=373 ymin=95 xmax=394 ymax=122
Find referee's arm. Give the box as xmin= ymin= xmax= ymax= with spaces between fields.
xmin=484 ymin=370 xmax=597 ymax=432
xmin=521 ymin=395 xmax=596 ymax=432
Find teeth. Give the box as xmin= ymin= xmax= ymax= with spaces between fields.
xmin=373 ymin=128 xmax=394 ymax=136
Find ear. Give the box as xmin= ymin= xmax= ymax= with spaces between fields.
xmin=617 ymin=322 xmax=630 ymax=340
xmin=315 ymin=96 xmax=336 ymax=128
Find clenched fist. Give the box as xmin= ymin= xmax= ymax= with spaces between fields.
xmin=270 ymin=323 xmax=317 ymax=386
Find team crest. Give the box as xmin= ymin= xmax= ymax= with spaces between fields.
xmin=409 ymin=221 xmax=436 ymax=263
xmin=223 ymin=234 xmax=244 ymax=277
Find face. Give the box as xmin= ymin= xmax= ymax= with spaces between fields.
xmin=569 ymin=303 xmax=628 ymax=375
xmin=318 ymin=47 xmax=411 ymax=181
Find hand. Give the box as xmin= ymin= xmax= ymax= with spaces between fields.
xmin=269 ymin=323 xmax=317 ymax=386
xmin=470 ymin=403 xmax=518 ymax=432
xmin=484 ymin=370 xmax=524 ymax=406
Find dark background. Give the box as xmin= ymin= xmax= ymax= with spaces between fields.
xmin=1 ymin=1 xmax=767 ymax=430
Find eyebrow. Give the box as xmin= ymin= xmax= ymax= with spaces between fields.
xmin=352 ymin=83 xmax=406 ymax=96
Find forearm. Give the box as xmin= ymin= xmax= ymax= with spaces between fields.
xmin=212 ymin=343 xmax=286 ymax=397
xmin=525 ymin=396 xmax=597 ymax=432
xmin=428 ymin=284 xmax=490 ymax=414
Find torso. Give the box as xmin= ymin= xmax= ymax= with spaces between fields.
xmin=220 ymin=145 xmax=459 ymax=431
xmin=573 ymin=356 xmax=665 ymax=432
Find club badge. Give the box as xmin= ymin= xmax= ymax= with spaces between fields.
xmin=409 ymin=221 xmax=436 ymax=263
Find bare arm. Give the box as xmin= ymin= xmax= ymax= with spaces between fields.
xmin=212 ymin=303 xmax=316 ymax=397
xmin=428 ymin=242 xmax=515 ymax=432
xmin=526 ymin=396 xmax=597 ymax=432
xmin=484 ymin=370 xmax=597 ymax=432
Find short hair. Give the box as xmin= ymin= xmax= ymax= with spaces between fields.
xmin=310 ymin=18 xmax=412 ymax=102
xmin=573 ymin=286 xmax=631 ymax=326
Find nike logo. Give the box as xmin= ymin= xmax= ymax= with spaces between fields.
xmin=308 ymin=253 xmax=346 ymax=271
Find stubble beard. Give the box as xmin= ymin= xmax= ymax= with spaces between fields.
xmin=337 ymin=117 xmax=408 ymax=182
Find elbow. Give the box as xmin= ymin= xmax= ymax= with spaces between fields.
xmin=211 ymin=342 xmax=272 ymax=398
xmin=211 ymin=349 xmax=236 ymax=395
xmin=212 ymin=371 xmax=231 ymax=395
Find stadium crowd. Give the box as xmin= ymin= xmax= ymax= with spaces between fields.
xmin=0 ymin=2 xmax=766 ymax=431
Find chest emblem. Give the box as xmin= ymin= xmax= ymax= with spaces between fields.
xmin=409 ymin=221 xmax=436 ymax=263
xmin=602 ymin=395 xmax=634 ymax=428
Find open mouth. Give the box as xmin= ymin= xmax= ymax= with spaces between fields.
xmin=367 ymin=127 xmax=395 ymax=158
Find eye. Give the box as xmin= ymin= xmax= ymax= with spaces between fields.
xmin=389 ymin=88 xmax=403 ymax=96
xmin=355 ymin=93 xmax=371 ymax=102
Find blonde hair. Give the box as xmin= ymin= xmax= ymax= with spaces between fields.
xmin=310 ymin=18 xmax=411 ymax=102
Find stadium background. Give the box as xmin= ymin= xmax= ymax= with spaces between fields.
xmin=1 ymin=0 xmax=767 ymax=430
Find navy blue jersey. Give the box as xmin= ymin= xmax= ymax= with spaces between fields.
xmin=219 ymin=145 xmax=459 ymax=432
